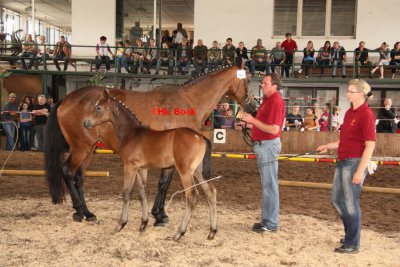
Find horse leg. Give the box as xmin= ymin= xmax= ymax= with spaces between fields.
xmin=116 ymin=164 xmax=138 ymax=232
xmin=137 ymin=168 xmax=148 ymax=231
xmin=173 ymin=171 xmax=199 ymax=241
xmin=194 ymin=164 xmax=217 ymax=240
xmin=151 ymin=167 xmax=174 ymax=226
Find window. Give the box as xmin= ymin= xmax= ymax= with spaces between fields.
xmin=274 ymin=0 xmax=357 ymax=37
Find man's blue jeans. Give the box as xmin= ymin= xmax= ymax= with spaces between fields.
xmin=332 ymin=158 xmax=366 ymax=249
xmin=253 ymin=138 xmax=281 ymax=230
xmin=2 ymin=122 xmax=16 ymax=150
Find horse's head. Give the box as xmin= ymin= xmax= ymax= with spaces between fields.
xmin=83 ymin=89 xmax=116 ymax=129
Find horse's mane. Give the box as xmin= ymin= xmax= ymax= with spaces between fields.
xmin=182 ymin=65 xmax=234 ymax=86
xmin=108 ymin=95 xmax=145 ymax=128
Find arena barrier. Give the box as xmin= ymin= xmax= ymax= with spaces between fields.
xmin=0 ymin=170 xmax=109 ymax=177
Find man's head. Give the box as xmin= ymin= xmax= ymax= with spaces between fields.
xmin=177 ymin=23 xmax=183 ymax=29
xmin=135 ymin=21 xmax=140 ymax=27
xmin=275 ymin=41 xmax=281 ymax=48
xmin=226 ymin=38 xmax=232 ymax=46
xmin=212 ymin=40 xmax=218 ymax=48
xmin=333 ymin=41 xmax=340 ymax=49
xmin=197 ymin=39 xmax=203 ymax=46
xmin=285 ymin=33 xmax=292 ymax=41
xmin=261 ymin=73 xmax=281 ymax=97
xmin=238 ymin=41 xmax=244 ymax=48
xmin=100 ymin=36 xmax=107 ymax=44
xmin=38 ymin=94 xmax=46 ymax=105
xmin=257 ymin=39 xmax=262 ymax=46
xmin=8 ymin=93 xmax=16 ymax=102
xmin=60 ymin=36 xmax=66 ymax=43
xmin=359 ymin=41 xmax=365 ymax=48
xmin=292 ymin=103 xmax=300 ymax=114
xmin=47 ymin=96 xmax=54 ymax=105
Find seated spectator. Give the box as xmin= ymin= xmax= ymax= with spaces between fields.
xmin=132 ymin=38 xmax=146 ymax=74
xmin=53 ymin=36 xmax=71 ymax=72
xmin=19 ymin=102 xmax=33 ymax=151
xmin=115 ymin=41 xmax=125 ymax=72
xmin=303 ymin=107 xmax=320 ymax=131
xmin=371 ymin=42 xmax=391 ymax=79
xmin=144 ymin=39 xmax=158 ymax=74
xmin=156 ymin=42 xmax=174 ymax=75
xmin=116 ymin=40 xmax=132 ymax=73
xmin=20 ymin=34 xmax=37 ymax=70
xmin=222 ymin=38 xmax=236 ymax=66
xmin=236 ymin=41 xmax=249 ymax=66
xmin=177 ymin=37 xmax=193 ymax=75
xmin=299 ymin=40 xmax=315 ymax=78
xmin=285 ymin=103 xmax=303 ymax=130
xmin=222 ymin=109 xmax=236 ymax=129
xmin=376 ymin=98 xmax=397 ymax=133
xmin=331 ymin=106 xmax=341 ymax=132
xmin=317 ymin=41 xmax=331 ymax=77
xmin=319 ymin=103 xmax=331 ymax=132
xmin=354 ymin=41 xmax=371 ymax=78
xmin=390 ymin=42 xmax=400 ymax=79
xmin=95 ymin=36 xmax=114 ymax=72
xmin=208 ymin=40 xmax=221 ymax=71
xmin=270 ymin=42 xmax=285 ymax=75
xmin=193 ymin=39 xmax=208 ymax=75
xmin=1 ymin=93 xmax=18 ymax=151
xmin=250 ymin=39 xmax=269 ymax=75
xmin=34 ymin=35 xmax=50 ymax=70
xmin=331 ymin=41 xmax=347 ymax=78
xmin=281 ymin=33 xmax=298 ymax=78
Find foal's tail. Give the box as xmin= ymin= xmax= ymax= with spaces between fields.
xmin=44 ymin=101 xmax=68 ymax=204
xmin=202 ymin=137 xmax=212 ymax=180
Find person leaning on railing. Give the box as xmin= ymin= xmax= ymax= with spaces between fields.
xmin=389 ymin=42 xmax=400 ymax=79
xmin=281 ymin=33 xmax=298 ymax=78
xmin=376 ymin=98 xmax=397 ymax=133
xmin=53 ymin=35 xmax=71 ymax=72
xmin=20 ymin=34 xmax=38 ymax=70
xmin=193 ymin=39 xmax=208 ymax=75
xmin=317 ymin=41 xmax=332 ymax=77
xmin=303 ymin=107 xmax=320 ymax=131
xmin=208 ymin=40 xmax=221 ymax=72
xmin=285 ymin=103 xmax=303 ymax=130
xmin=370 ymin=42 xmax=391 ymax=79
xmin=299 ymin=40 xmax=315 ymax=78
xmin=269 ymin=42 xmax=285 ymax=76
xmin=176 ymin=37 xmax=193 ymax=75
xmin=155 ymin=42 xmax=174 ymax=75
xmin=222 ymin=37 xmax=236 ymax=66
xmin=331 ymin=41 xmax=347 ymax=78
xmin=354 ymin=41 xmax=372 ymax=78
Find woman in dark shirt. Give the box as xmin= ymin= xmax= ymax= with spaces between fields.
xmin=390 ymin=42 xmax=400 ymax=79
xmin=376 ymin=98 xmax=397 ymax=133
xmin=300 ymin=41 xmax=315 ymax=78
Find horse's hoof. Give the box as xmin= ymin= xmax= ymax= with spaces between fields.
xmin=114 ymin=221 xmax=127 ymax=233
xmin=72 ymin=213 xmax=84 ymax=222
xmin=85 ymin=215 xmax=97 ymax=223
xmin=162 ymin=215 xmax=169 ymax=224
xmin=207 ymin=229 xmax=217 ymax=240
xmin=139 ymin=220 xmax=148 ymax=232
xmin=153 ymin=220 xmax=166 ymax=227
xmin=173 ymin=232 xmax=185 ymax=241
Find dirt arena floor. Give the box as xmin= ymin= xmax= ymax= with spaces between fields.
xmin=0 ymin=150 xmax=399 ymax=266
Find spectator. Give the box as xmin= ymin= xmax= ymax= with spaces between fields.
xmin=222 ymin=38 xmax=236 ymax=66
xmin=208 ymin=40 xmax=221 ymax=71
xmin=319 ymin=103 xmax=331 ymax=132
xmin=354 ymin=41 xmax=371 ymax=78
xmin=1 ymin=93 xmax=18 ymax=151
xmin=156 ymin=42 xmax=174 ymax=75
xmin=18 ymin=95 xmax=34 ymax=150
xmin=250 ymin=39 xmax=269 ymax=75
xmin=281 ymin=33 xmax=298 ymax=78
xmin=132 ymin=38 xmax=146 ymax=74
xmin=53 ymin=36 xmax=71 ymax=72
xmin=317 ymin=41 xmax=332 ymax=77
xmin=270 ymin=42 xmax=285 ymax=75
xmin=222 ymin=109 xmax=236 ymax=129
xmin=313 ymin=102 xmax=323 ymax=119
xmin=34 ymin=35 xmax=50 ymax=70
xmin=31 ymin=95 xmax=50 ymax=152
xmin=161 ymin=30 xmax=173 ymax=46
xmin=303 ymin=107 xmax=320 ymax=131
xmin=331 ymin=106 xmax=341 ymax=132
xmin=331 ymin=41 xmax=347 ymax=78
xmin=177 ymin=37 xmax=193 ymax=75
xmin=193 ymin=39 xmax=208 ymax=75
xmin=116 ymin=40 xmax=132 ymax=73
xmin=376 ymin=98 xmax=397 ymax=133
xmin=371 ymin=42 xmax=391 ymax=79
xmin=144 ymin=39 xmax=158 ymax=74
xmin=20 ymin=34 xmax=38 ymax=70
xmin=285 ymin=103 xmax=303 ymax=130
xmin=236 ymin=41 xmax=249 ymax=66
xmin=47 ymin=96 xmax=55 ymax=109
xmin=299 ymin=41 xmax=315 ymax=78
xmin=174 ymin=23 xmax=188 ymax=46
xmin=115 ymin=41 xmax=125 ymax=72
xmin=129 ymin=21 xmax=143 ymax=44
xmin=390 ymin=42 xmax=400 ymax=79
xmin=95 ymin=36 xmax=114 ymax=72
xmin=221 ymin=102 xmax=232 ymax=116
xmin=19 ymin=102 xmax=33 ymax=151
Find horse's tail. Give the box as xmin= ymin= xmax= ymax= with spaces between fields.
xmin=202 ymin=137 xmax=212 ymax=180
xmin=44 ymin=101 xmax=68 ymax=204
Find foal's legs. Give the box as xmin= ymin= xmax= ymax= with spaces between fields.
xmin=193 ymin=164 xmax=217 ymax=240
xmin=136 ymin=168 xmax=149 ymax=231
xmin=151 ymin=167 xmax=174 ymax=226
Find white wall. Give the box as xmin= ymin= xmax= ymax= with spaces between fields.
xmin=71 ymin=0 xmax=116 ymax=57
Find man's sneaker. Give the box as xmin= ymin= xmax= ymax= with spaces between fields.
xmin=251 ymin=222 xmax=277 ymax=233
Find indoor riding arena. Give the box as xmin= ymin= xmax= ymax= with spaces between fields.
xmin=1 ymin=0 xmax=400 ymax=266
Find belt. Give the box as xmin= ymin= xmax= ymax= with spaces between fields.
xmin=253 ymin=140 xmax=263 ymax=145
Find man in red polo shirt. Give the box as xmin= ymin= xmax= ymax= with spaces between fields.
xmin=317 ymin=79 xmax=376 ymax=254
xmin=242 ymin=73 xmax=286 ymax=232
xmin=281 ymin=33 xmax=298 ymax=78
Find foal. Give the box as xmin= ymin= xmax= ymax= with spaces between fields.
xmin=83 ymin=89 xmax=217 ymax=240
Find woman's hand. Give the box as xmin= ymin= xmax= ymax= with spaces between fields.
xmin=352 ymin=170 xmax=364 ymax=184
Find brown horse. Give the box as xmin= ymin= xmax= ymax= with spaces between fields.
xmin=83 ymin=89 xmax=217 ymax=240
xmin=45 ymin=63 xmax=254 ymax=224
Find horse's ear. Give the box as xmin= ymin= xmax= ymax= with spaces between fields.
xmin=236 ymin=57 xmax=244 ymax=69
xmin=103 ymin=89 xmax=110 ymax=99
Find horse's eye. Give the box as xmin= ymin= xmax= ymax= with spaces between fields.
xmin=96 ymin=106 xmax=102 ymax=112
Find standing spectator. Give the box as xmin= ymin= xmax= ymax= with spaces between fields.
xmin=331 ymin=106 xmax=341 ymax=132
xmin=281 ymin=33 xmax=298 ymax=78
xmin=193 ymin=39 xmax=208 ymax=75
xmin=20 ymin=34 xmax=37 ymax=70
xmin=174 ymin=23 xmax=188 ymax=46
xmin=376 ymin=98 xmax=397 ymax=133
xmin=331 ymin=41 xmax=347 ymax=78
xmin=303 ymin=107 xmax=320 ymax=131
xmin=208 ymin=40 xmax=221 ymax=71
xmin=299 ymin=41 xmax=315 ymax=78
xmin=371 ymin=42 xmax=391 ymax=79
xmin=354 ymin=41 xmax=371 ymax=78
xmin=161 ymin=30 xmax=173 ymax=46
xmin=221 ymin=109 xmax=236 ymax=129
xmin=47 ymin=96 xmax=55 ymax=109
xmin=144 ymin=39 xmax=158 ymax=74
xmin=390 ymin=42 xmax=400 ymax=79
xmin=1 ymin=93 xmax=18 ymax=151
xmin=129 ymin=21 xmax=143 ymax=44
xmin=285 ymin=103 xmax=303 ymax=130
xmin=31 ymin=95 xmax=50 ymax=152
xmin=319 ymin=103 xmax=331 ymax=132
xmin=19 ymin=102 xmax=33 ymax=151
xmin=222 ymin=38 xmax=236 ymax=66
xmin=270 ymin=42 xmax=285 ymax=75
xmin=250 ymin=39 xmax=269 ymax=75
xmin=34 ymin=35 xmax=50 ymax=70
xmin=132 ymin=39 xmax=146 ymax=74
xmin=156 ymin=42 xmax=174 ymax=75
xmin=241 ymin=73 xmax=286 ymax=233
xmin=95 ymin=36 xmax=114 ymax=72
xmin=177 ymin=37 xmax=193 ymax=75
xmin=53 ymin=36 xmax=71 ymax=71
xmin=317 ymin=41 xmax=332 ymax=77
xmin=316 ymin=79 xmax=376 ymax=254
xmin=236 ymin=41 xmax=249 ymax=66
xmin=313 ymin=102 xmax=323 ymax=120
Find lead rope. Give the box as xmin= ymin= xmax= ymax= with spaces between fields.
xmin=0 ymin=121 xmax=19 ymax=179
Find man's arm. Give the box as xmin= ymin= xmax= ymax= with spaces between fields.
xmin=242 ymin=113 xmax=280 ymax=135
